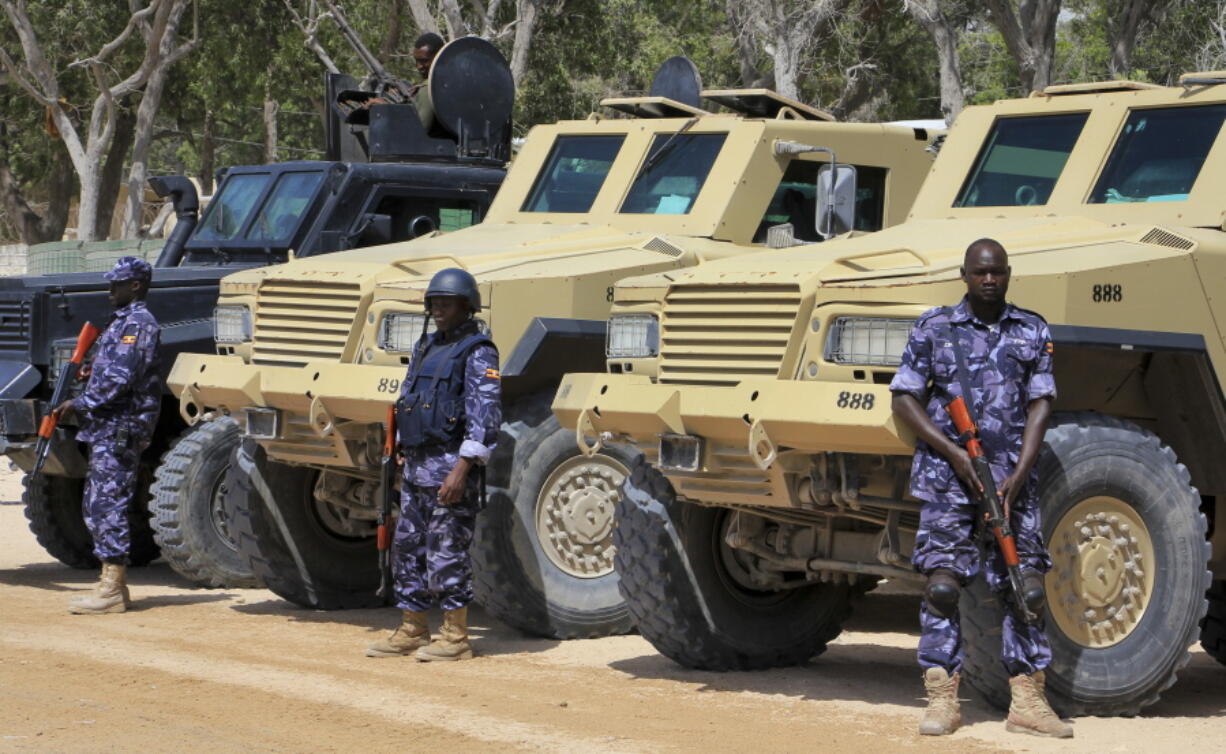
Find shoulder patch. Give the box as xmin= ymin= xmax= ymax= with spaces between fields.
xmin=121 ymin=334 xmax=138 ymax=345
xmin=1045 ymin=341 xmax=1054 ymax=354
xmin=484 ymin=368 xmax=501 ymax=380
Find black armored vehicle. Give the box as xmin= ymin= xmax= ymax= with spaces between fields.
xmin=0 ymin=37 xmax=513 ymax=584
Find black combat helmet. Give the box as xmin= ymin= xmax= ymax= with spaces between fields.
xmin=425 ymin=267 xmax=481 ymax=311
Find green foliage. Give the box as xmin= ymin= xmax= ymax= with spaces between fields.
xmin=8 ymin=0 xmax=1226 ymax=244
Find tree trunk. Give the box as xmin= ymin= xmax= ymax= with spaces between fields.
xmin=405 ymin=0 xmax=441 ymax=36
xmin=509 ymin=0 xmax=541 ymax=88
xmin=1108 ymin=0 xmax=1173 ymax=77
xmin=75 ymin=170 xmax=102 ymax=242
xmin=985 ymin=0 xmax=1061 ymax=94
xmin=264 ymin=97 xmax=280 ymax=164
xmin=95 ymin=98 xmax=136 ymax=240
xmin=0 ymin=137 xmax=74 ymax=245
xmin=200 ymin=110 xmax=215 ymax=196
xmin=380 ymin=0 xmax=406 ymax=62
xmin=906 ymin=1 xmax=965 ymax=122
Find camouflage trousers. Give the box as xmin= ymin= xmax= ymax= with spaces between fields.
xmin=392 ymin=481 xmax=478 ymax=612
xmin=913 ymin=488 xmax=1054 ymax=677
xmin=82 ymin=438 xmax=141 ymax=563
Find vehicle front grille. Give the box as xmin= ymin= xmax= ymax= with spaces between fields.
xmin=251 ymin=280 xmax=362 ymax=367
xmin=0 ymin=300 xmax=32 ymax=351
xmin=658 ymin=284 xmax=800 ymax=385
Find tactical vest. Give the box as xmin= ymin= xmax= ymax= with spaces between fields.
xmin=394 ymin=330 xmax=493 ymax=449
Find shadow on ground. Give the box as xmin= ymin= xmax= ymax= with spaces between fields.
xmin=609 ymin=589 xmax=1226 ymax=721
xmin=230 ymin=598 xmax=563 ymax=656
xmin=0 ymin=559 xmax=240 ymax=608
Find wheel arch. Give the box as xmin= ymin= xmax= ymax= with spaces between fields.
xmin=500 ymin=317 xmax=606 ymax=400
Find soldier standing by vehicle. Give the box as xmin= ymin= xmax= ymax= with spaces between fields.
xmin=366 ymin=268 xmax=501 ymax=661
xmin=890 ymin=239 xmax=1072 ymax=738
xmin=59 ymin=257 xmax=161 ymax=615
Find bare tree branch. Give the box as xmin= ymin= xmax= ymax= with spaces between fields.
xmin=438 ymin=0 xmax=467 ymax=37
xmin=284 ymin=0 xmax=340 ymax=73
xmin=405 ymin=0 xmax=441 ymax=36
xmin=727 ymin=0 xmax=849 ymax=100
xmin=76 ymin=0 xmax=162 ymax=68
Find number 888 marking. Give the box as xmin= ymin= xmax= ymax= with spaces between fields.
xmin=836 ymin=391 xmax=875 ymax=410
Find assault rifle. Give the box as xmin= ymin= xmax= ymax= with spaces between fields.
xmin=376 ymin=404 xmax=397 ymax=599
xmin=945 ymin=396 xmax=1040 ymax=625
xmin=31 ymin=321 xmax=100 ymax=478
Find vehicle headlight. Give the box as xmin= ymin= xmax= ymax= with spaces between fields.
xmin=49 ymin=338 xmax=97 ymax=386
xmin=379 ymin=313 xmax=433 ymax=353
xmin=606 ymin=314 xmax=659 ymax=358
xmin=824 ymin=317 xmax=913 ymax=366
xmin=214 ymin=305 xmax=253 ymax=344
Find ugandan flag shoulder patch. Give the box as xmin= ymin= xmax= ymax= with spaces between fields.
xmin=1044 ymin=341 xmax=1054 ymax=354
xmin=484 ymin=368 xmax=501 ymax=380
xmin=121 ymin=334 xmax=138 ymax=345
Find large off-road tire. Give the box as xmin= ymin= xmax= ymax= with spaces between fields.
xmin=226 ymin=440 xmax=381 ymax=609
xmin=960 ymin=412 xmax=1209 ymax=716
xmin=472 ymin=396 xmax=636 ymax=639
xmin=150 ymin=419 xmax=260 ymax=588
xmin=23 ymin=469 xmax=160 ymax=569
xmin=614 ymin=454 xmax=851 ymax=670
xmin=23 ymin=474 xmax=95 ymax=569
xmin=1199 ymin=580 xmax=1226 ymax=665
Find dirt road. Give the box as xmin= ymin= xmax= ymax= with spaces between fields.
xmin=1 ymin=470 xmax=1223 ymax=752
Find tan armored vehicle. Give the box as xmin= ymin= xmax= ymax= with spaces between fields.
xmin=166 ymin=73 xmax=940 ymax=637
xmin=555 ymin=73 xmax=1226 ymax=712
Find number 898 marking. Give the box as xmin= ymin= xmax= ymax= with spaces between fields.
xmin=836 ymin=391 xmax=875 ymax=410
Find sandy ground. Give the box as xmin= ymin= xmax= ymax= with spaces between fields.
xmin=1 ymin=468 xmax=1224 ymax=753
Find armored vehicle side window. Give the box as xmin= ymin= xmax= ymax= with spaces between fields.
xmin=194 ymin=173 xmax=271 ymax=241
xmin=619 ymin=133 xmax=727 ymax=215
xmin=521 ymin=135 xmax=625 ymax=213
xmin=246 ymin=171 xmax=324 ymax=241
xmin=1089 ymin=104 xmax=1226 ymax=204
xmin=954 ymin=113 xmax=1088 ymax=207
xmin=753 ymin=161 xmax=888 ymax=242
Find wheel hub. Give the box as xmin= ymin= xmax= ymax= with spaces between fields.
xmin=535 ymin=455 xmax=628 ymax=579
xmin=1048 ymin=496 xmax=1155 ymax=649
xmin=210 ymin=476 xmax=240 ymax=553
xmin=312 ymin=494 xmax=374 ymax=539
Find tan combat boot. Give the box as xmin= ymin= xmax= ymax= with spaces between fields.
xmin=918 ymin=667 xmax=962 ymax=735
xmin=415 ymin=606 xmax=473 ymax=661
xmin=1007 ymin=671 xmax=1073 ymax=738
xmin=366 ymin=610 xmax=430 ymax=657
xmin=68 ymin=562 xmax=130 ymax=614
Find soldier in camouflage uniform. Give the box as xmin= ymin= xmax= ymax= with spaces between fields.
xmin=366 ymin=267 xmax=501 ymax=661
xmin=891 ymin=239 xmax=1072 ymax=738
xmin=59 ymin=256 xmax=162 ymax=615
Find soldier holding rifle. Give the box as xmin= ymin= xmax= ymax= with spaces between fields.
xmin=57 ymin=257 xmax=162 ymax=615
xmin=366 ymin=268 xmax=501 ymax=661
xmin=890 ymin=239 xmax=1072 ymax=738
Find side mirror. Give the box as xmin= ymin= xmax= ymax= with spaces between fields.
xmin=357 ymin=212 xmax=393 ymax=245
xmin=815 ymin=163 xmax=857 ymax=239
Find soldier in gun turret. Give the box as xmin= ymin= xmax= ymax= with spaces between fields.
xmin=366 ymin=268 xmax=501 ymax=661
xmin=410 ymin=32 xmax=444 ymax=129
xmin=890 ymin=239 xmax=1072 ymax=738
xmin=58 ymin=257 xmax=162 ymax=615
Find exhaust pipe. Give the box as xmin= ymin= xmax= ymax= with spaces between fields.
xmin=148 ymin=175 xmax=200 ymax=268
